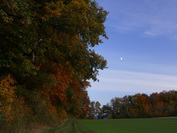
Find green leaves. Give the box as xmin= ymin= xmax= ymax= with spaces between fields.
xmin=0 ymin=0 xmax=108 ymax=124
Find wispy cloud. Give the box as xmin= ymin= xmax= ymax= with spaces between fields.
xmin=90 ymin=69 xmax=177 ymax=94
xmin=105 ymin=0 xmax=177 ymax=39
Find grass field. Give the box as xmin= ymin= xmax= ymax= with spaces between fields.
xmin=46 ymin=117 xmax=177 ymax=133
xmin=45 ymin=119 xmax=95 ymax=133
xmin=78 ymin=117 xmax=177 ymax=133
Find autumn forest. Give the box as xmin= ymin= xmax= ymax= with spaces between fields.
xmin=0 ymin=0 xmax=108 ymax=132
xmin=102 ymin=90 xmax=177 ymax=119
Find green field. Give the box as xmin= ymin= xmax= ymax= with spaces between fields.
xmin=46 ymin=119 xmax=95 ymax=133
xmin=46 ymin=117 xmax=177 ymax=133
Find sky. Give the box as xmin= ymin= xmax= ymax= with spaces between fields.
xmin=88 ymin=0 xmax=177 ymax=106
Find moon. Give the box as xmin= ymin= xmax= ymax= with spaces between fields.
xmin=120 ymin=57 xmax=123 ymax=61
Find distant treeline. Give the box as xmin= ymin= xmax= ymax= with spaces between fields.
xmin=102 ymin=90 xmax=177 ymax=118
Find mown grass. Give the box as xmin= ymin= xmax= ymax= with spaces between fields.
xmin=78 ymin=117 xmax=177 ymax=133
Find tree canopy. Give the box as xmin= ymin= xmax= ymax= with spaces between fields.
xmin=0 ymin=0 xmax=108 ymax=131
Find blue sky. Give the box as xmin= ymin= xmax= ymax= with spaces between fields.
xmin=88 ymin=0 xmax=177 ymax=106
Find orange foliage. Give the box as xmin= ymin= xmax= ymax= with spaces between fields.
xmin=48 ymin=104 xmax=57 ymax=114
xmin=0 ymin=75 xmax=16 ymax=120
xmin=49 ymin=64 xmax=74 ymax=103
xmin=72 ymin=80 xmax=82 ymax=105
xmin=42 ymin=1 xmax=64 ymax=21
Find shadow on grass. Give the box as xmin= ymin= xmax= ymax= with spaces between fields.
xmin=45 ymin=119 xmax=96 ymax=133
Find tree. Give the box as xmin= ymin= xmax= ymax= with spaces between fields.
xmin=106 ymin=90 xmax=177 ymax=119
xmin=102 ymin=104 xmax=112 ymax=118
xmin=0 ymin=0 xmax=108 ymax=130
xmin=90 ymin=101 xmax=101 ymax=117
xmin=95 ymin=101 xmax=101 ymax=114
xmin=1 ymin=0 xmax=108 ymax=83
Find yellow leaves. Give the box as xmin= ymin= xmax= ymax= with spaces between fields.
xmin=70 ymin=0 xmax=83 ymax=9
xmin=0 ymin=75 xmax=15 ymax=97
xmin=65 ymin=0 xmax=89 ymax=24
xmin=0 ymin=75 xmax=16 ymax=120
xmin=68 ymin=0 xmax=88 ymax=13
xmin=42 ymin=1 xmax=64 ymax=21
